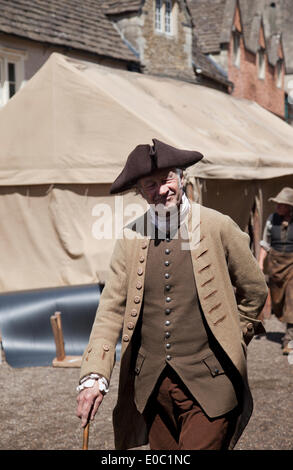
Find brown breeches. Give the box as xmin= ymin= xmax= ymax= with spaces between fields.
xmin=143 ymin=366 xmax=237 ymax=450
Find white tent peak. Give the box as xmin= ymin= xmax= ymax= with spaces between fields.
xmin=0 ymin=52 xmax=293 ymax=186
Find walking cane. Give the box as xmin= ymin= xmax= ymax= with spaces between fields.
xmin=83 ymin=422 xmax=90 ymax=450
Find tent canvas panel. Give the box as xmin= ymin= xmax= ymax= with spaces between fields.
xmin=199 ymin=174 xmax=293 ymax=256
xmin=0 ymin=53 xmax=293 ymax=186
xmin=0 ymin=184 xmax=146 ymax=292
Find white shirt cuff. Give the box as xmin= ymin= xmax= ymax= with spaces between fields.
xmin=76 ymin=373 xmax=109 ymax=394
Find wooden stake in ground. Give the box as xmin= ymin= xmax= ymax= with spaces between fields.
xmin=50 ymin=311 xmax=82 ymax=367
xmin=83 ymin=422 xmax=90 ymax=450
xmin=50 ymin=312 xmax=65 ymax=361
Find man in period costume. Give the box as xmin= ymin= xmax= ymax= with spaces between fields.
xmin=259 ymin=187 xmax=293 ymax=355
xmin=76 ymin=139 xmax=268 ymax=450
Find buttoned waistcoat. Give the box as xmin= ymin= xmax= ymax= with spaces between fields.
xmin=80 ymin=203 xmax=268 ymax=450
xmin=134 ymin=229 xmax=237 ymax=417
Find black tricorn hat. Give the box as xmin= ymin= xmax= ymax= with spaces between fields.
xmin=110 ymin=138 xmax=204 ymax=194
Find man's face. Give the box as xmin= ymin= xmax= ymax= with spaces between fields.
xmin=137 ymin=168 xmax=184 ymax=209
xmin=276 ymin=203 xmax=292 ymax=217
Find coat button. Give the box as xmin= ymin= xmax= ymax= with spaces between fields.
xmin=137 ymin=267 xmax=143 ymax=276
xmin=213 ymin=368 xmax=220 ymax=375
xmin=165 ymin=273 xmax=170 ymax=279
xmin=165 ymin=249 xmax=170 ymax=255
xmin=166 ymin=296 xmax=171 ymax=303
xmin=127 ymin=322 xmax=134 ymax=330
xmin=136 ymin=281 xmax=142 ymax=290
xmin=247 ymin=322 xmax=254 ymax=331
xmin=134 ymin=296 xmax=140 ymax=304
xmin=164 ymin=261 xmax=170 ymax=266
xmin=165 ymin=332 xmax=170 ymax=338
xmin=165 ymin=308 xmax=171 ymax=314
xmin=131 ymin=309 xmax=138 ymax=317
xmin=166 ymin=343 xmax=171 ymax=349
xmin=165 ymin=320 xmax=171 ymax=326
xmin=166 ymin=355 xmax=171 ymax=360
xmin=141 ymin=241 xmax=148 ymax=249
xmin=103 ymin=344 xmax=110 ymax=352
xmin=165 ymin=285 xmax=171 ymax=291
xmin=139 ymin=255 xmax=145 ymax=263
xmin=123 ymin=335 xmax=130 ymax=342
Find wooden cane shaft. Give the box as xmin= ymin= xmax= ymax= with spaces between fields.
xmin=83 ymin=422 xmax=90 ymax=450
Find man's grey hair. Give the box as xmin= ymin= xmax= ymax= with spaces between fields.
xmin=175 ymin=168 xmax=184 ymax=187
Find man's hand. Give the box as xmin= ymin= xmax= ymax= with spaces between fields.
xmin=76 ymin=381 xmax=104 ymax=427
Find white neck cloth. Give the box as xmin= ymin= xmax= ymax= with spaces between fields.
xmin=149 ymin=192 xmax=190 ymax=234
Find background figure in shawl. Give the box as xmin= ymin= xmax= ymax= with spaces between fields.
xmin=259 ymin=187 xmax=293 ymax=355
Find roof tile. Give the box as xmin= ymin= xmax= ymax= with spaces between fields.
xmin=0 ymin=0 xmax=138 ymax=62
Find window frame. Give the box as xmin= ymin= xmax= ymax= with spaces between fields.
xmin=232 ymin=31 xmax=241 ymax=68
xmin=276 ymin=58 xmax=283 ymax=88
xmin=165 ymin=0 xmax=173 ymax=35
xmin=154 ymin=0 xmax=174 ymax=36
xmin=0 ymin=47 xmax=26 ymax=107
xmin=155 ymin=0 xmax=163 ymax=32
xmin=257 ymin=48 xmax=266 ymax=80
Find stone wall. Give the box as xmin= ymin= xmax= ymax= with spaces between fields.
xmin=142 ymin=0 xmax=194 ymax=80
xmin=113 ymin=0 xmax=195 ymax=81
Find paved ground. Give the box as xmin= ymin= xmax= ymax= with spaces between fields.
xmin=0 ymin=315 xmax=292 ymax=451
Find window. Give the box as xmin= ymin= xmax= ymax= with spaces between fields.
xmin=155 ymin=0 xmax=174 ymax=36
xmin=165 ymin=1 xmax=172 ymax=34
xmin=232 ymin=31 xmax=240 ymax=67
xmin=288 ymin=79 xmax=293 ymax=105
xmin=0 ymin=49 xmax=26 ymax=107
xmin=276 ymin=59 xmax=283 ymax=88
xmin=285 ymin=92 xmax=293 ymax=124
xmin=8 ymin=62 xmax=16 ymax=98
xmin=257 ymin=48 xmax=266 ymax=79
xmin=155 ymin=0 xmax=163 ymax=32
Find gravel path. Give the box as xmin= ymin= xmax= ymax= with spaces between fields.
xmin=0 ymin=316 xmax=292 ymax=450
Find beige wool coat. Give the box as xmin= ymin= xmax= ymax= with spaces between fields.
xmin=80 ymin=202 xmax=268 ymax=450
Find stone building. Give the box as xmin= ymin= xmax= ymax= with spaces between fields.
xmin=104 ymin=0 xmax=195 ymax=81
xmin=0 ymin=0 xmax=230 ymax=109
xmin=228 ymin=0 xmax=285 ymax=119
xmin=1 ymin=1 xmax=291 ymax=118
xmin=188 ymin=0 xmax=286 ymax=119
xmin=0 ymin=0 xmax=140 ymax=108
xmin=264 ymin=0 xmax=293 ymax=123
xmin=104 ymin=0 xmax=231 ymax=90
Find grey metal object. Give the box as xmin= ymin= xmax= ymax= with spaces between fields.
xmin=0 ymin=283 xmax=103 ymax=368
